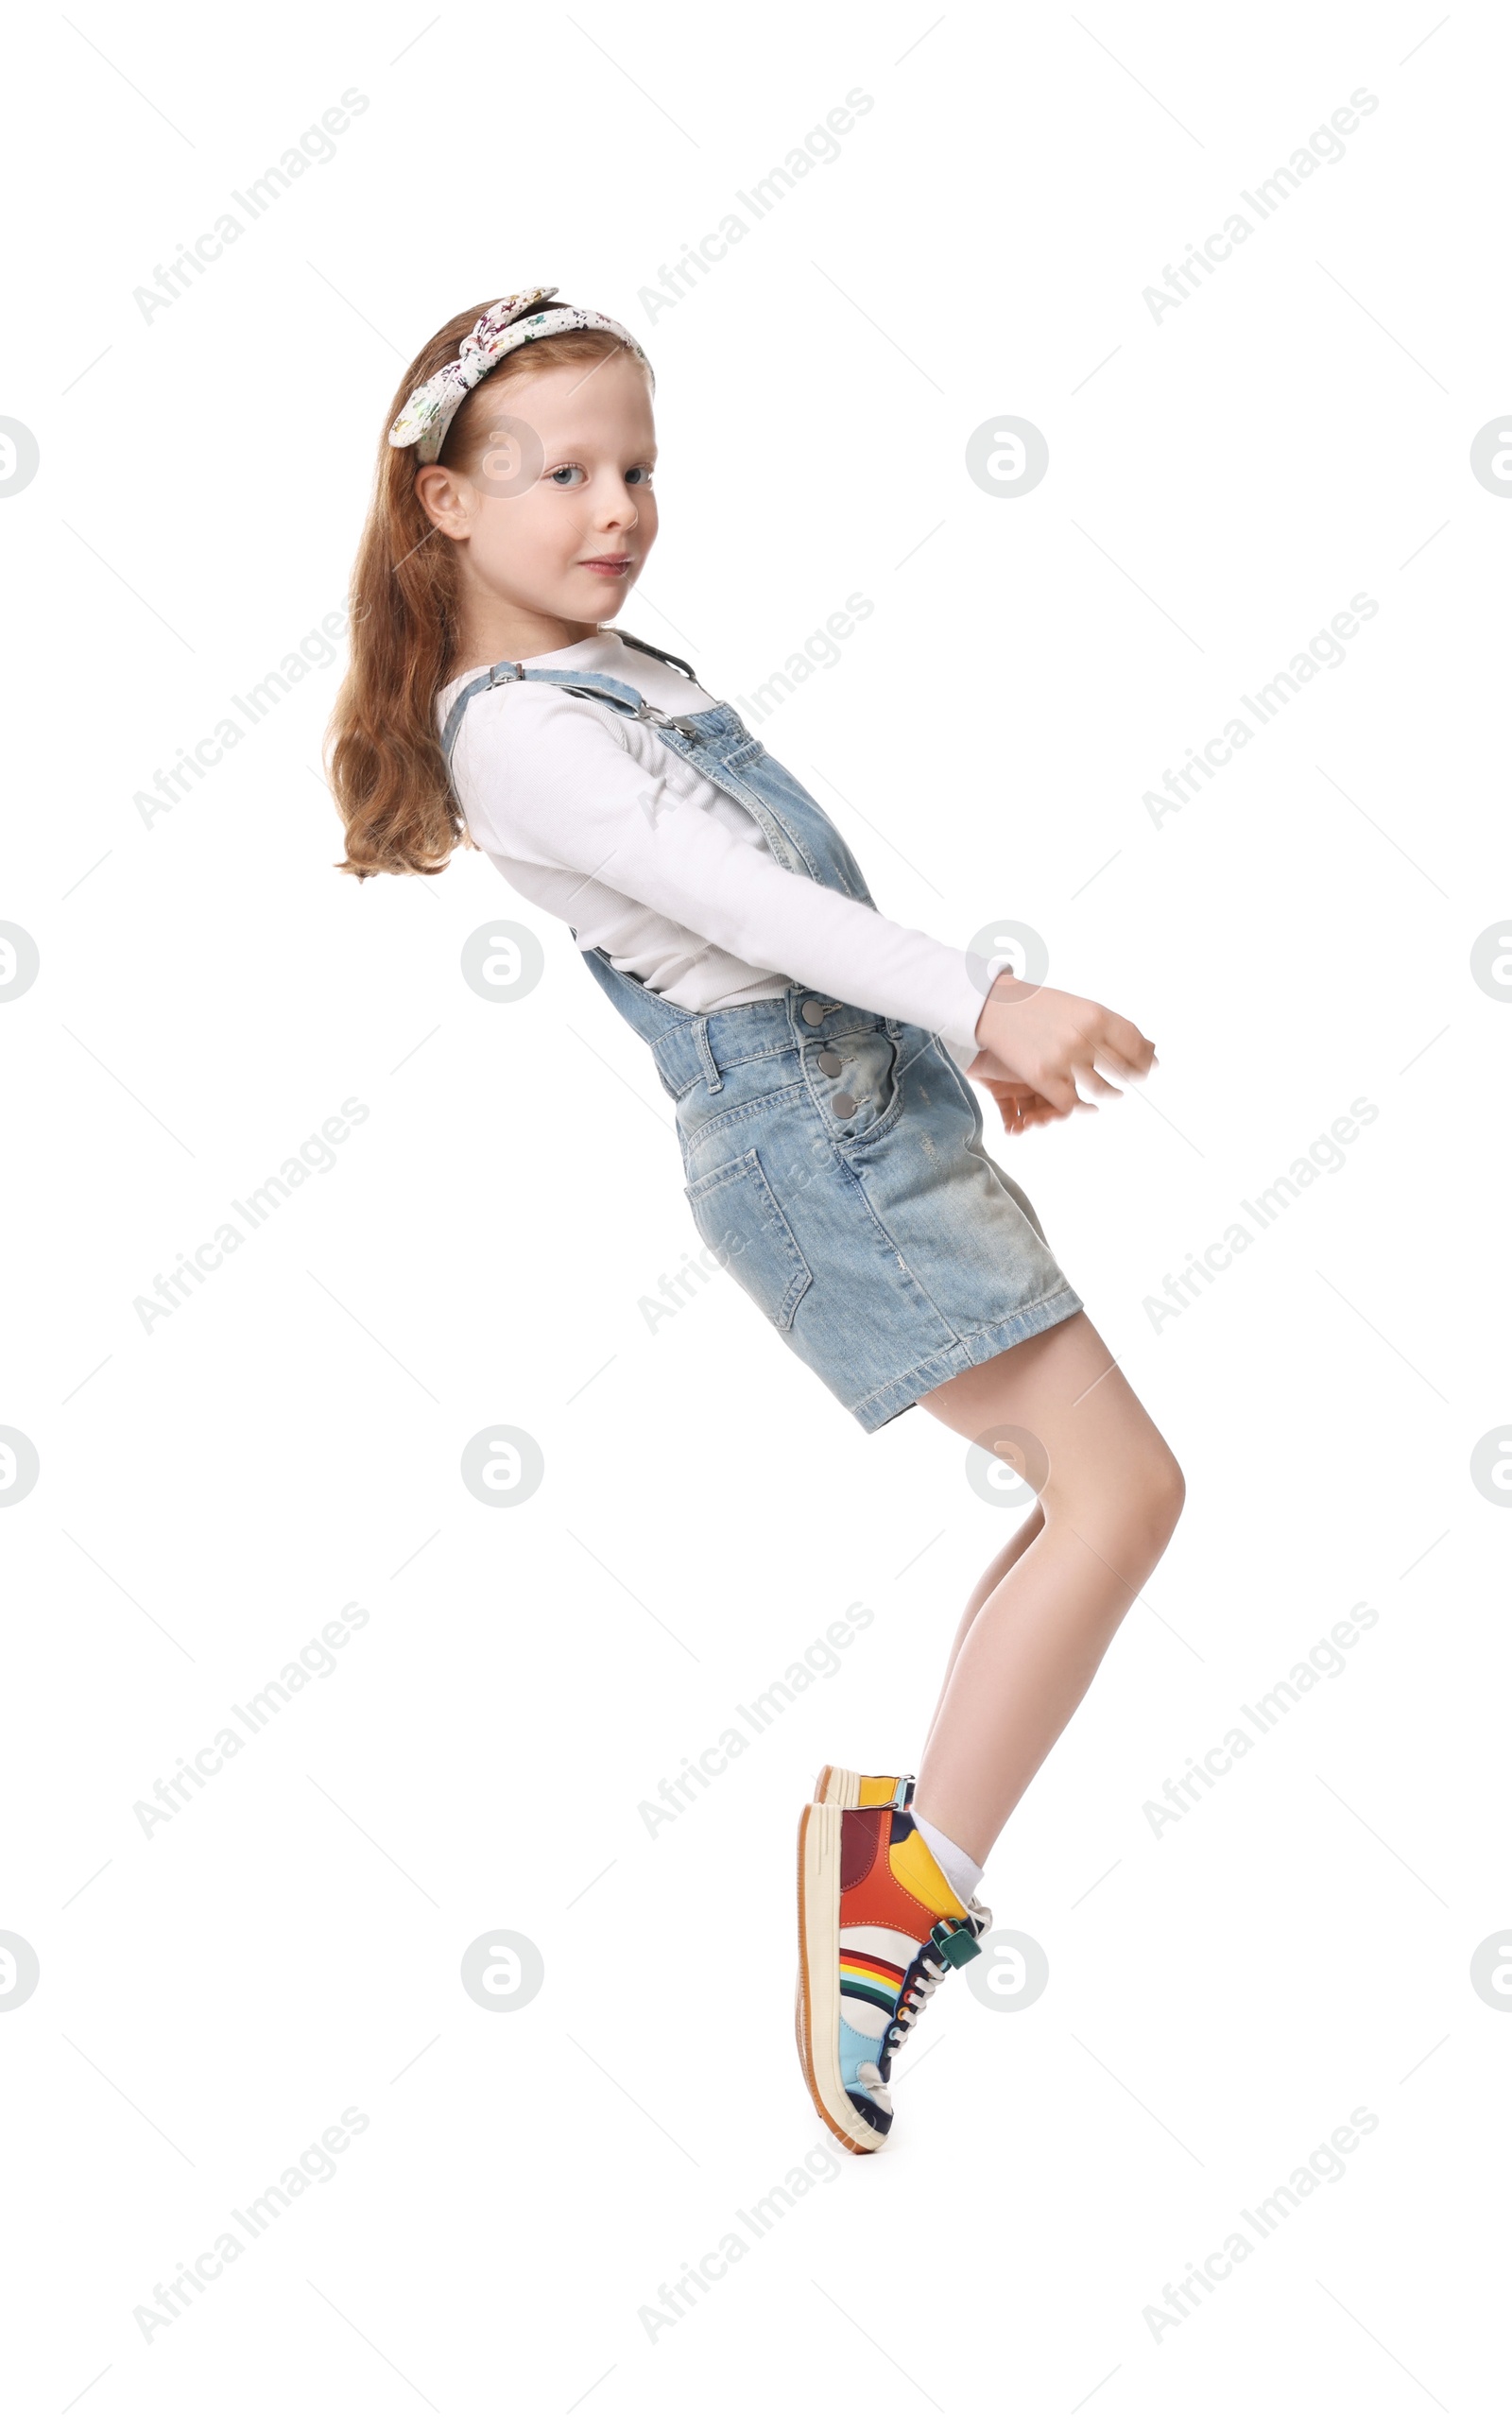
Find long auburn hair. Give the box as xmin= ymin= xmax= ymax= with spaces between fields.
xmin=326 ymin=299 xmax=644 ymax=879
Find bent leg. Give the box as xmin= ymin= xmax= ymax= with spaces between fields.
xmin=920 ymin=1501 xmax=1044 ymax=1747
xmin=912 ymin=1312 xmax=1183 ymax=1863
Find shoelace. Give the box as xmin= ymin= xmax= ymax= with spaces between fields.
xmin=886 ymin=1897 xmax=995 ymax=2052
xmin=885 ymin=1953 xmax=948 ymax=2050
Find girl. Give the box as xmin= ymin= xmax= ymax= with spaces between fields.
xmin=328 ymin=288 xmax=1184 ymax=2158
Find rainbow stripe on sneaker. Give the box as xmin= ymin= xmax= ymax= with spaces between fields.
xmin=839 ymin=1939 xmax=910 ymax=2017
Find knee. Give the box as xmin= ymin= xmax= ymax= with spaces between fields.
xmin=1118 ymin=1442 xmax=1184 ymax=1574
xmin=1047 ymin=1436 xmax=1183 ymax=1574
xmin=1143 ymin=1443 xmax=1186 ymax=1542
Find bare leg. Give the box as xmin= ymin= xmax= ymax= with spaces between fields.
xmin=912 ymin=1312 xmax=1183 ymax=1864
xmin=920 ymin=1502 xmax=1044 ymax=1746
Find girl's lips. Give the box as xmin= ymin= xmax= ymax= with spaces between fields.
xmin=580 ymin=557 xmax=632 ymax=575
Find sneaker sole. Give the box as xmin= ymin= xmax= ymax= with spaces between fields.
xmin=796 ymin=1801 xmax=888 ymax=2156
xmin=813 ymin=1764 xmax=860 ymax=1805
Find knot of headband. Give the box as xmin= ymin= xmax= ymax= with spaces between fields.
xmin=387 ymin=286 xmax=655 ymax=464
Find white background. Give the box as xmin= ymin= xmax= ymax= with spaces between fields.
xmin=3 ymin=1 xmax=1508 ymax=2420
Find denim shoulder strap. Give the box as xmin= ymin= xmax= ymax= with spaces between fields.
xmin=440 ymin=661 xmax=877 ymax=905
xmin=602 ymin=625 xmax=701 ymax=684
xmin=439 ymin=662 xmax=705 ymax=774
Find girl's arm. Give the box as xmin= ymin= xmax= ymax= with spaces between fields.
xmin=455 ymin=685 xmax=992 ymax=1063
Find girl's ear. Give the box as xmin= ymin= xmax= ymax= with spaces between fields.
xmin=414 ymin=461 xmax=472 ymax=538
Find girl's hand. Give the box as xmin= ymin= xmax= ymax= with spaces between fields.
xmin=971 ymin=974 xmax=1156 ymax=1119
xmin=976 ymin=1076 xmax=1067 ymax=1135
xmin=965 ymin=1040 xmax=1074 ymax=1132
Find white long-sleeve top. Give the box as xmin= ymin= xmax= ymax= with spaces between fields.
xmin=435 ymin=630 xmax=990 ymax=1071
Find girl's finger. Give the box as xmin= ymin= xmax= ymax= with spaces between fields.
xmin=1037 ymin=1066 xmax=1083 ymax=1116
xmin=1104 ymin=1015 xmax=1157 ymax=1075
xmin=1074 ymin=1061 xmax=1122 ymax=1101
xmin=1096 ymin=1037 xmax=1159 ymax=1086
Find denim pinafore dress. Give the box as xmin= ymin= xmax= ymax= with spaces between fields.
xmin=441 ymin=629 xmax=1082 ymax=1431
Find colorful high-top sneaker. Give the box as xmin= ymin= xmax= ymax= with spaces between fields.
xmin=813 ymin=1766 xmax=915 ymax=1810
xmin=797 ymin=1798 xmax=989 ymax=2154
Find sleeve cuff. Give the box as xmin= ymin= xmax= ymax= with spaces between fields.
xmin=936 ymin=951 xmax=989 ymax=1077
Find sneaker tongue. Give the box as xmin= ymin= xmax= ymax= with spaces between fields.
xmin=888 ymin=1814 xmax=966 ymax=1920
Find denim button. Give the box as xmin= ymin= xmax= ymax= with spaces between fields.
xmin=833 ymin=1093 xmax=857 ymax=1117
xmin=816 ymin=1049 xmax=843 ymax=1076
xmin=801 ymin=1000 xmax=826 ymax=1025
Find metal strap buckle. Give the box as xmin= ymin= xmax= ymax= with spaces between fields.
xmin=487 ymin=662 xmax=524 ymax=687
xmin=633 ymin=700 xmax=702 ymax=740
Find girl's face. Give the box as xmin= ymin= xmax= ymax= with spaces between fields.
xmin=415 ymin=351 xmax=658 ymax=641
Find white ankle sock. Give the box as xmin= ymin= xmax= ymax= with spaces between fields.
xmin=913 ymin=1812 xmax=984 ymax=1903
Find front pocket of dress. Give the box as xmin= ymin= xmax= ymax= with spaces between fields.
xmin=684 ymin=1146 xmax=813 ymax=1331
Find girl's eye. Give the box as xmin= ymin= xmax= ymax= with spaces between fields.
xmin=544 ymin=463 xmax=655 ymax=488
